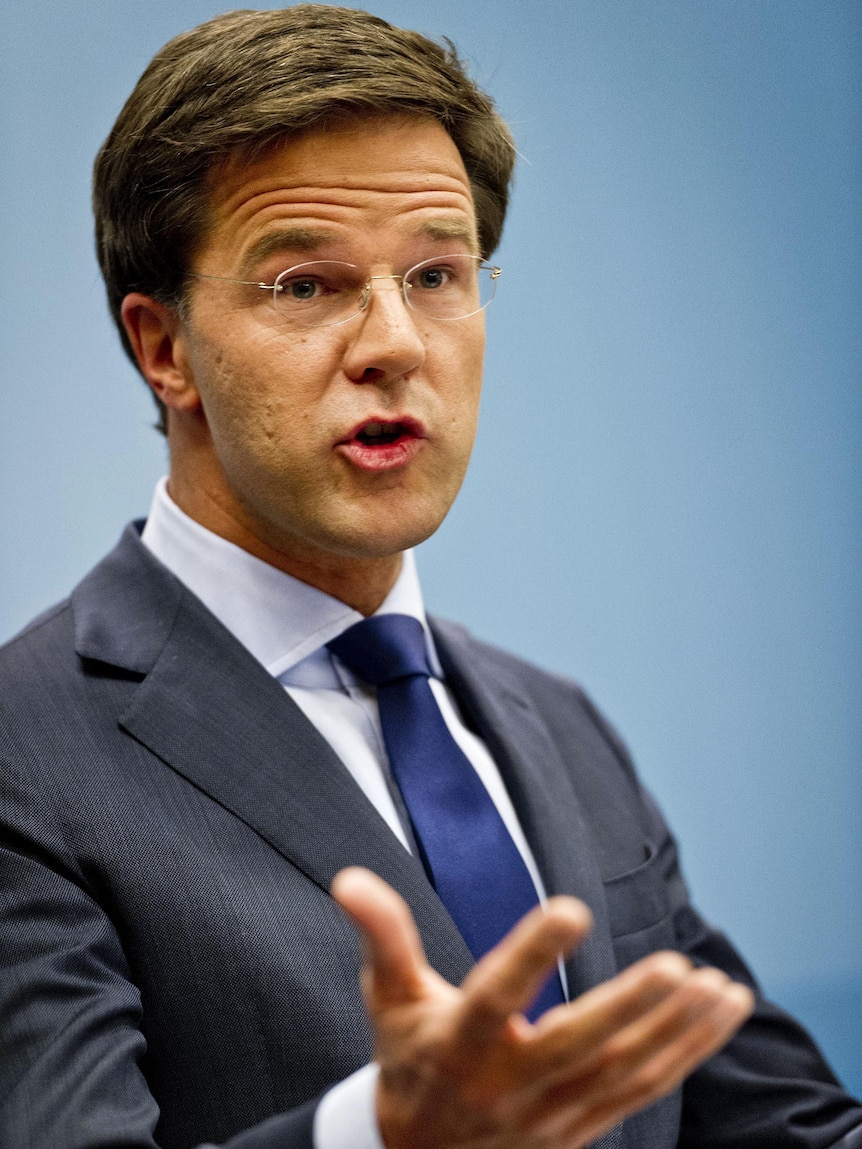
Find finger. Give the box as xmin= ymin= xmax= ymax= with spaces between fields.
xmin=599 ymin=967 xmax=755 ymax=1079
xmin=603 ymin=974 xmax=755 ymax=1095
xmin=511 ymin=970 xmax=754 ymax=1138
xmin=332 ymin=867 xmax=442 ymax=1008
xmin=457 ymin=897 xmax=593 ymax=1046
xmin=524 ymin=950 xmax=694 ymax=1077
xmin=549 ymin=981 xmax=755 ymax=1145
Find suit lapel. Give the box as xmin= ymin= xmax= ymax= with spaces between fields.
xmin=72 ymin=527 xmax=474 ymax=987
xmin=430 ymin=617 xmax=619 ymax=998
xmin=432 ymin=619 xmax=632 ymax=1149
xmin=72 ymin=531 xmax=616 ymax=990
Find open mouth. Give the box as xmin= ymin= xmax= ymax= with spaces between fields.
xmin=355 ymin=420 xmax=410 ymax=446
xmin=337 ymin=416 xmax=426 ymax=471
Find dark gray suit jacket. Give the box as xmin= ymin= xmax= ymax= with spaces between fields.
xmin=1 ymin=525 xmax=860 ymax=1149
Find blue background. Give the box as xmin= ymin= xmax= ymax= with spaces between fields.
xmin=1 ymin=0 xmax=859 ymax=1095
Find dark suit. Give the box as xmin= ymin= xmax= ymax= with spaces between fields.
xmin=1 ymin=524 xmax=860 ymax=1149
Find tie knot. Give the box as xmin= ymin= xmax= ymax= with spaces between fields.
xmin=327 ymin=614 xmax=431 ymax=687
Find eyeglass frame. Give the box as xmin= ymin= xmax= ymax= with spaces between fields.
xmin=185 ymin=253 xmax=502 ymax=330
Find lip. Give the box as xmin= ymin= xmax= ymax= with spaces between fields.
xmin=335 ymin=415 xmax=427 ymax=473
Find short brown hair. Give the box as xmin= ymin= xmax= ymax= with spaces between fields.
xmin=93 ymin=5 xmax=515 ymax=429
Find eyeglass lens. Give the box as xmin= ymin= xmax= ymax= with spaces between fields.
xmin=271 ymin=254 xmax=497 ymax=329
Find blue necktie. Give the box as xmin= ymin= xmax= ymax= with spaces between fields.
xmin=328 ymin=613 xmax=565 ymax=1019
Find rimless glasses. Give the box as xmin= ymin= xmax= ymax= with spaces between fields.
xmin=187 ymin=253 xmax=501 ymax=331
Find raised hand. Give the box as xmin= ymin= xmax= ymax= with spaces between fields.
xmin=332 ymin=867 xmax=754 ymax=1149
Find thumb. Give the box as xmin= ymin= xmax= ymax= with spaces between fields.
xmin=332 ymin=867 xmax=443 ymax=1009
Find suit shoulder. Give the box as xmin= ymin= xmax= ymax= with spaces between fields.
xmin=0 ymin=597 xmax=75 ymax=680
xmin=429 ymin=614 xmax=579 ymax=686
xmin=0 ymin=597 xmax=89 ymax=765
xmin=428 ymin=615 xmax=639 ymax=781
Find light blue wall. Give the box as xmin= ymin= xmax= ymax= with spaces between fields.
xmin=2 ymin=0 xmax=859 ymax=1094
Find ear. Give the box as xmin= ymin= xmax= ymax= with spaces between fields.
xmin=121 ymin=293 xmax=201 ymax=413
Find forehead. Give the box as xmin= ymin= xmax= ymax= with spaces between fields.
xmin=197 ymin=115 xmax=479 ymax=270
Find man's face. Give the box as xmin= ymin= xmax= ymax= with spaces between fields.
xmin=154 ymin=116 xmax=485 ymax=579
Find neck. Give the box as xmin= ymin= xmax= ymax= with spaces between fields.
xmin=164 ymin=479 xmax=401 ymax=618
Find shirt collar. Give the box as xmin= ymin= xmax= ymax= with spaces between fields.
xmin=139 ymin=477 xmax=443 ymax=682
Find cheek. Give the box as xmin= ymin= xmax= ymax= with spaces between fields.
xmin=440 ymin=332 xmax=484 ymax=438
xmin=192 ymin=334 xmax=332 ymax=449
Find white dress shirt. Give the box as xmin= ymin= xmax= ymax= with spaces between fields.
xmin=140 ymin=477 xmax=553 ymax=1148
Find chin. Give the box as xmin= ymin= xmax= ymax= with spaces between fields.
xmin=328 ymin=504 xmax=451 ymax=561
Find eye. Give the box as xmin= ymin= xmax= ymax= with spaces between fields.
xmin=272 ymin=261 xmax=361 ymax=308
xmin=277 ymin=275 xmax=332 ymax=302
xmin=412 ymin=265 xmax=453 ymax=291
xmin=269 ymin=261 xmax=363 ymax=329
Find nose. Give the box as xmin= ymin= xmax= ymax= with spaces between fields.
xmin=341 ymin=275 xmax=425 ymax=385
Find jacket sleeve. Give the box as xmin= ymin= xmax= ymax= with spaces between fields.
xmin=0 ymin=759 xmax=317 ymax=1149
xmin=632 ymin=786 xmax=862 ymax=1149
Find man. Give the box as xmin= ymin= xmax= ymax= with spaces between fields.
xmin=0 ymin=6 xmax=859 ymax=1149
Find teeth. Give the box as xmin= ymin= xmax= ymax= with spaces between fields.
xmin=363 ymin=421 xmax=398 ymax=436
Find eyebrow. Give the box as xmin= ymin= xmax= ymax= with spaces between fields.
xmin=239 ymin=217 xmax=479 ymax=278
xmin=239 ymin=227 xmax=336 ymax=278
xmin=419 ymin=218 xmax=479 ymax=251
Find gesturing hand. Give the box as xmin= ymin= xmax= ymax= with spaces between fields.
xmin=332 ymin=867 xmax=754 ymax=1149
